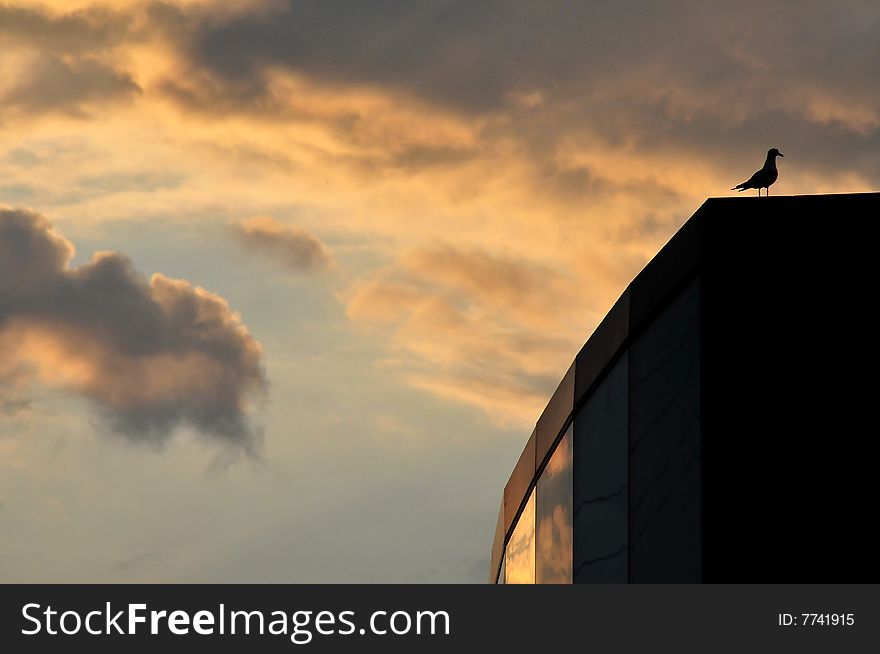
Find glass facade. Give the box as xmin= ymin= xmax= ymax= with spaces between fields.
xmin=492 ymin=278 xmax=701 ymax=584
xmin=492 ymin=195 xmax=880 ymax=584
xmin=504 ymin=487 xmax=535 ymax=584
xmin=629 ymin=278 xmax=701 ymax=582
xmin=536 ymin=427 xmax=573 ymax=583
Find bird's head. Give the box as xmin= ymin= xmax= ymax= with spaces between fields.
xmin=768 ymin=148 xmax=784 ymax=158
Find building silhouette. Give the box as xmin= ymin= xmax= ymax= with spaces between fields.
xmin=490 ymin=193 xmax=879 ymax=583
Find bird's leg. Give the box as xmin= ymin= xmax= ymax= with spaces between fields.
xmin=767 ymin=186 xmax=770 ymax=196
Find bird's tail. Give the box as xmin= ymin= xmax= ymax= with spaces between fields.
xmin=731 ymin=185 xmax=746 ymax=191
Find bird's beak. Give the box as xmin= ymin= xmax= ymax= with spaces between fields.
xmin=778 ymin=152 xmax=784 ymax=157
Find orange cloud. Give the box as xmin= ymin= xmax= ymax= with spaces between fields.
xmin=3 ymin=0 xmax=878 ymax=433
xmin=346 ymin=244 xmax=588 ymax=427
xmin=536 ymin=504 xmax=572 ymax=583
xmin=504 ymin=489 xmax=535 ymax=584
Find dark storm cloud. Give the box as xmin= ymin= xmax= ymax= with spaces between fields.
xmin=0 ymin=207 xmax=266 ymax=449
xmin=230 ymin=217 xmax=331 ymax=272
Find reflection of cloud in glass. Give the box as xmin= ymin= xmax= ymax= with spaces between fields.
xmin=504 ymin=488 xmax=535 ymax=584
xmin=536 ymin=429 xmax=572 ymax=583
xmin=543 ymin=431 xmax=572 ymax=478
xmin=537 ymin=505 xmax=573 ymax=583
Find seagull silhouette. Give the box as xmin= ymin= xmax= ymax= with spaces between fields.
xmin=732 ymin=148 xmax=784 ymax=196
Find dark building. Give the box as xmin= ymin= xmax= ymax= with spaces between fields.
xmin=490 ymin=193 xmax=879 ymax=584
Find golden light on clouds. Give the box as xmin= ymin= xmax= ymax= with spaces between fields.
xmin=1 ymin=0 xmax=878 ymax=586
xmin=2 ymin=0 xmax=878 ymax=432
xmin=346 ymin=244 xmax=590 ymax=426
xmin=536 ymin=505 xmax=573 ymax=584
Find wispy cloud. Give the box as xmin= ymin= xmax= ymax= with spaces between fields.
xmin=1 ymin=0 xmax=878 ymax=585
xmin=230 ymin=216 xmax=331 ymax=272
xmin=347 ymin=244 xmax=588 ymax=426
xmin=2 ymin=53 xmax=140 ymax=116
xmin=2 ymin=0 xmax=878 ymax=428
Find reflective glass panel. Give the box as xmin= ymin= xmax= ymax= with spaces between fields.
xmin=536 ymin=427 xmax=573 ymax=583
xmin=504 ymin=488 xmax=535 ymax=584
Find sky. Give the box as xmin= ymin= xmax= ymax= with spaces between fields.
xmin=1 ymin=0 xmax=878 ymax=583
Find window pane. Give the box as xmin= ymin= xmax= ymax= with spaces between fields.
xmin=574 ymin=351 xmax=628 ymax=583
xmin=536 ymin=427 xmax=573 ymax=583
xmin=504 ymin=488 xmax=535 ymax=584
xmin=629 ymin=278 xmax=701 ymax=582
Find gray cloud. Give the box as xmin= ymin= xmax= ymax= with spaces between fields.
xmin=111 ymin=550 xmax=164 ymax=576
xmin=0 ymin=3 xmax=139 ymax=117
xmin=176 ymin=1 xmax=513 ymax=111
xmin=147 ymin=0 xmax=880 ymax=184
xmin=159 ymin=2 xmax=877 ymax=111
xmin=5 ymin=2 xmax=879 ymax=183
xmin=230 ymin=216 xmax=331 ymax=272
xmin=2 ymin=54 xmax=140 ymax=115
xmin=0 ymin=207 xmax=266 ymax=448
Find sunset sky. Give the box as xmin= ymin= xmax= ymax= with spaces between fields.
xmin=1 ymin=0 xmax=878 ymax=582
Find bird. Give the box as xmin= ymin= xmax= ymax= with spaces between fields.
xmin=732 ymin=148 xmax=784 ymax=196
